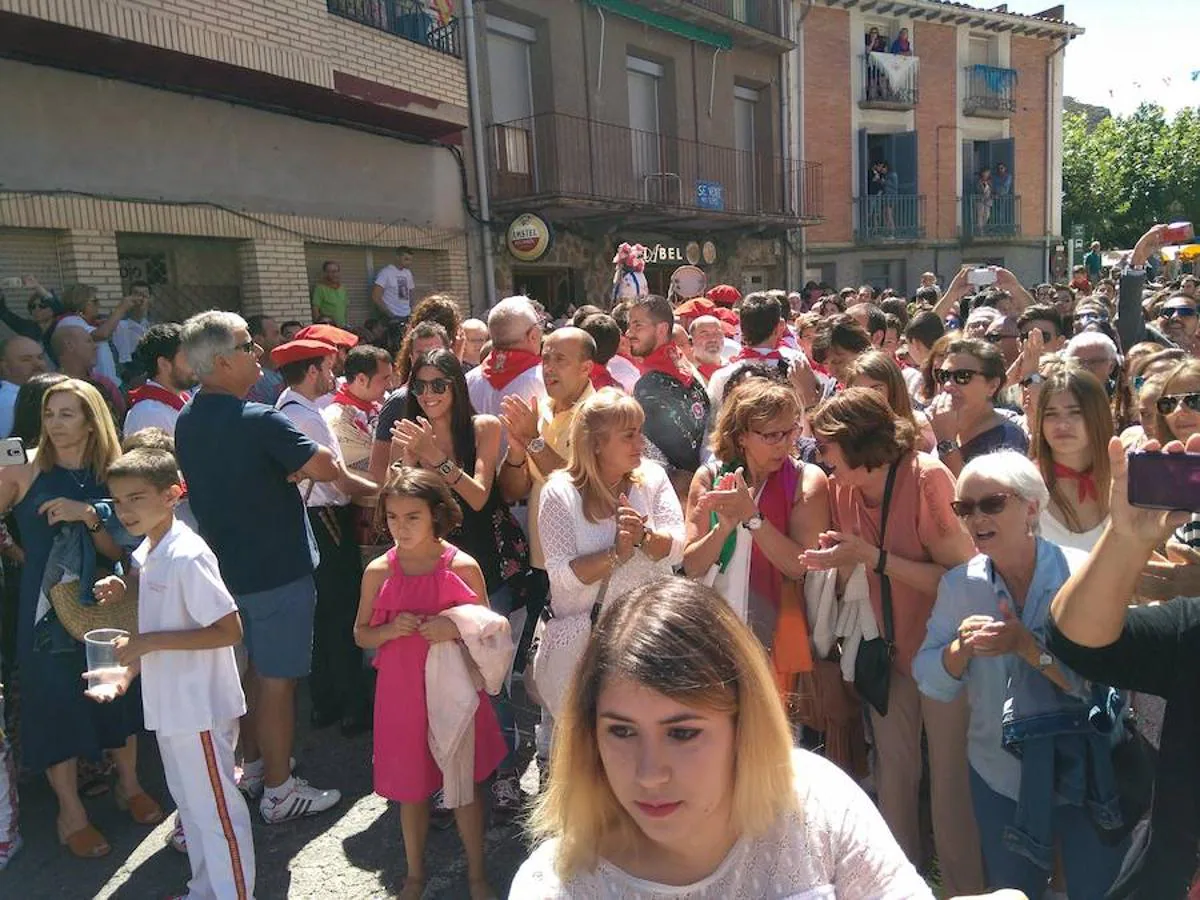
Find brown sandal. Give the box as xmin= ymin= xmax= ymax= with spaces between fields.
xmin=116 ymin=790 xmax=164 ymax=825
xmin=58 ymin=824 xmax=111 ymax=858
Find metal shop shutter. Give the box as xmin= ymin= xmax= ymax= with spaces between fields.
xmin=305 ymin=244 xmax=443 ymax=329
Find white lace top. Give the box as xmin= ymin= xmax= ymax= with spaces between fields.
xmin=509 ymin=749 xmax=934 ymax=900
xmin=532 ymin=462 xmax=685 ymax=716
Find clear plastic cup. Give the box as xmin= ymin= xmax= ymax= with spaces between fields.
xmin=84 ymin=628 xmax=129 ymax=700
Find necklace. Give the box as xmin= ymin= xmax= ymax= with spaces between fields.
xmin=64 ymin=465 xmax=90 ymax=490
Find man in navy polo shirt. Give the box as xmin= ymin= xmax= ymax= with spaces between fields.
xmin=176 ymin=311 xmax=343 ymax=824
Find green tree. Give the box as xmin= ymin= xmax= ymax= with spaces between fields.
xmin=1063 ymin=102 xmax=1200 ymax=248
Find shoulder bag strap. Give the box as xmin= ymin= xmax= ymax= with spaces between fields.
xmin=875 ymin=460 xmax=901 ymax=646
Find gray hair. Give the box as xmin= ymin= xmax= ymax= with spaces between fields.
xmin=181 ymin=310 xmax=248 ymax=380
xmin=487 ymin=296 xmax=539 ymax=349
xmin=958 ymin=450 xmax=1049 ymax=530
xmin=1065 ymin=331 xmax=1119 ymax=363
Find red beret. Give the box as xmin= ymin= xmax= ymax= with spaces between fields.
xmin=295 ymin=324 xmax=359 ymax=348
xmin=706 ymin=284 xmax=742 ymax=307
xmin=673 ymin=297 xmax=716 ymax=323
xmin=270 ymin=339 xmax=337 ymax=368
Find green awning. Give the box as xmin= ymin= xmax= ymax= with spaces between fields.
xmin=583 ymin=0 xmax=733 ymax=51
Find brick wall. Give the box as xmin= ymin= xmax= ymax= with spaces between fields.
xmin=1010 ymin=36 xmax=1050 ymax=239
xmin=58 ymin=231 xmax=123 ymax=300
xmin=803 ymin=7 xmax=853 ymax=244
xmin=0 ymin=0 xmax=466 ymax=109
xmin=914 ymin=20 xmax=960 ymax=241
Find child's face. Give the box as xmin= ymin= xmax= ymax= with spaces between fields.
xmin=109 ymin=475 xmax=178 ymax=537
xmin=385 ymin=494 xmax=436 ymax=550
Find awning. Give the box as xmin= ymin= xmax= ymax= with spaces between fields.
xmin=583 ymin=0 xmax=733 ymax=51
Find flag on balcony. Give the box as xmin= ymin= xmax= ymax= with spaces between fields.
xmin=430 ymin=0 xmax=455 ymax=25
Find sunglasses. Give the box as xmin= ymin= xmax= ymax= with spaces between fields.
xmin=1020 ymin=328 xmax=1053 ymax=343
xmin=951 ymin=492 xmax=1015 ymax=519
xmin=752 ymin=426 xmax=798 ymax=446
xmin=411 ymin=377 xmax=452 ymax=396
xmin=1155 ymin=392 xmax=1200 ymax=415
xmin=984 ymin=332 xmax=1018 ymax=344
xmin=1160 ymin=307 xmax=1198 ymax=319
xmin=934 ymin=368 xmax=983 ymax=386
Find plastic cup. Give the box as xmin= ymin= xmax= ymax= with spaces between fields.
xmin=84 ymin=628 xmax=129 ymax=699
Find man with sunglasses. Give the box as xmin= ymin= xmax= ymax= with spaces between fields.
xmin=1155 ymin=295 xmax=1199 ymax=353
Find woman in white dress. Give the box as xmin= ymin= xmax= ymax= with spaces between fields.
xmin=534 ymin=389 xmax=685 ymax=721
xmin=512 ymin=576 xmax=1023 ymax=900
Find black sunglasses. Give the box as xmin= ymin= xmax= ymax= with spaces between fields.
xmin=411 ymin=377 xmax=452 ymax=396
xmin=951 ymin=492 xmax=1015 ymax=518
xmin=934 ymin=368 xmax=983 ymax=386
xmin=984 ymin=332 xmax=1018 ymax=344
xmin=1160 ymin=307 xmax=1197 ymax=319
xmin=1156 ymin=392 xmax=1200 ymax=415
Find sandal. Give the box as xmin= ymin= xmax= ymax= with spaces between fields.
xmin=399 ymin=877 xmax=426 ymax=900
xmin=57 ymin=823 xmax=110 ymax=858
xmin=116 ymin=790 xmax=165 ymax=825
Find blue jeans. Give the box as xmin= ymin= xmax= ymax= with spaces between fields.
xmin=969 ymin=766 xmax=1128 ymax=898
xmin=488 ymin=583 xmax=519 ymax=773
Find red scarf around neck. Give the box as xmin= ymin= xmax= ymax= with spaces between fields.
xmin=638 ymin=343 xmax=694 ymax=388
xmin=128 ymin=382 xmax=190 ymax=411
xmin=696 ymin=360 xmax=723 ymax=381
xmin=590 ymin=362 xmax=621 ymax=391
xmin=332 ymin=385 xmax=378 ymax=415
xmin=1053 ymin=462 xmax=1098 ymax=503
xmin=733 ymin=346 xmax=784 ymax=364
xmin=482 ymin=348 xmax=541 ymax=390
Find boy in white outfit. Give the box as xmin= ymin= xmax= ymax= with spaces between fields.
xmin=91 ymin=448 xmax=254 ymax=899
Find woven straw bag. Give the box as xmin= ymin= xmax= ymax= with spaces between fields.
xmin=49 ymin=578 xmax=137 ymax=641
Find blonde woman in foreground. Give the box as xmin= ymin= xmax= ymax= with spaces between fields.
xmin=509 ymin=575 xmax=1025 ymax=900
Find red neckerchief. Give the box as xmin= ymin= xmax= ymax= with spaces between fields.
xmin=332 ymin=385 xmax=378 ymax=415
xmin=127 ymin=382 xmax=190 ymax=411
xmin=697 ymin=361 xmax=723 ymax=381
xmin=482 ymin=348 xmax=541 ymax=390
xmin=638 ymin=343 xmax=694 ymax=388
xmin=733 ymin=346 xmax=784 ymax=363
xmin=1053 ymin=462 xmax=1098 ymax=503
xmin=590 ymin=362 xmax=621 ymax=391
xmin=811 ymin=361 xmax=832 ymax=378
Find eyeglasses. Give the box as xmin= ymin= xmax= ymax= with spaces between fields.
xmin=951 ymin=492 xmax=1016 ymax=518
xmin=984 ymin=333 xmax=1018 ymax=344
xmin=1160 ymin=307 xmax=1198 ymax=319
xmin=1020 ymin=328 xmax=1054 ymax=343
xmin=411 ymin=377 xmax=452 ymax=396
xmin=751 ymin=426 xmax=798 ymax=445
xmin=934 ymin=368 xmax=983 ymax=386
xmin=1155 ymin=392 xmax=1200 ymax=415
xmin=233 ymin=340 xmax=256 ymax=354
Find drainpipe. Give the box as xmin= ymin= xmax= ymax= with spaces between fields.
xmin=1044 ymin=35 xmax=1070 ymax=283
xmin=462 ymin=0 xmax=497 ymax=313
xmin=779 ymin=0 xmax=793 ymax=286
xmin=795 ymin=0 xmax=813 ymax=287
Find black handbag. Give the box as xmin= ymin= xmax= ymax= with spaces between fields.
xmin=1099 ymin=718 xmax=1157 ymax=847
xmin=854 ymin=460 xmax=900 ymax=717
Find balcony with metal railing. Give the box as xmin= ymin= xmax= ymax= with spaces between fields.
xmin=326 ymin=0 xmax=461 ymax=58
xmin=488 ymin=113 xmax=822 ymax=229
xmin=963 ymin=65 xmax=1017 ymax=117
xmin=855 ymin=195 xmax=925 ymax=242
xmin=961 ymin=194 xmax=1021 ymax=240
xmin=632 ymin=0 xmax=790 ymax=50
xmin=859 ymin=54 xmax=919 ymax=110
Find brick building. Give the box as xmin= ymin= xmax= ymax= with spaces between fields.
xmin=473 ymin=0 xmax=822 ymax=313
xmin=0 ymin=0 xmax=471 ymax=327
xmin=795 ymin=0 xmax=1082 ymax=293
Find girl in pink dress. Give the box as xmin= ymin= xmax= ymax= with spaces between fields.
xmin=353 ymin=467 xmax=505 ymax=900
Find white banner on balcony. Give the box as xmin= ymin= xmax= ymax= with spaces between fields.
xmin=869 ymin=52 xmax=918 ymax=92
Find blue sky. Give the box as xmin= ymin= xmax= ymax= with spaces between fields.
xmin=1005 ymin=0 xmax=1199 ymax=116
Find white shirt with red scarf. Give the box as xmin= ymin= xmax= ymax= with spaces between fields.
xmin=706 ymin=345 xmax=806 ymax=407
xmin=124 ymin=381 xmax=190 ymax=438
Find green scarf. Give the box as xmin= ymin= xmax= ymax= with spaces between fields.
xmin=711 ymin=460 xmax=743 ymax=573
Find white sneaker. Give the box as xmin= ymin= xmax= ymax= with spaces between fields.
xmin=259 ymin=777 xmax=340 ymax=824
xmin=237 ymin=756 xmax=296 ymax=800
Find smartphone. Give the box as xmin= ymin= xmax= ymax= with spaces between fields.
xmin=1162 ymin=222 xmax=1195 ymax=244
xmin=0 ymin=438 xmax=26 ymax=467
xmin=968 ymin=268 xmax=997 ymax=287
xmin=1127 ymin=450 xmax=1200 ymax=511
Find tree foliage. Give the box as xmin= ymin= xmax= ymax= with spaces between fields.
xmin=1063 ymin=103 xmax=1200 ymax=248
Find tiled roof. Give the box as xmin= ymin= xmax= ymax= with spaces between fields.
xmin=821 ymin=0 xmax=1084 ymax=38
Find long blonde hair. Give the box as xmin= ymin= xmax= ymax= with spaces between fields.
xmin=527 ymin=576 xmax=797 ymax=880
xmin=566 ymin=388 xmax=646 ymax=523
xmin=36 ymin=378 xmax=121 ymax=482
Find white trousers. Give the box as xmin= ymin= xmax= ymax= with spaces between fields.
xmin=158 ymin=720 xmax=256 ymax=900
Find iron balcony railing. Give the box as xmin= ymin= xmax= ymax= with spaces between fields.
xmin=963 ymin=65 xmax=1017 ymax=116
xmin=489 ymin=113 xmax=822 ymax=221
xmin=860 ymin=54 xmax=919 ymax=108
xmin=962 ymin=193 xmax=1021 ymax=240
xmin=682 ymin=0 xmax=782 ymax=37
xmin=327 ymin=0 xmax=462 ymax=59
xmin=856 ymin=195 xmax=925 ymax=242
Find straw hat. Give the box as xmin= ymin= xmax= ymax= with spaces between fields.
xmin=49 ymin=578 xmax=137 ymax=641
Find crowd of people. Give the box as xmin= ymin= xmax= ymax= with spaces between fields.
xmin=0 ymin=220 xmax=1197 ymax=899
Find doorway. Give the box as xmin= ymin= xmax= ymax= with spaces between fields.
xmin=511 ymin=267 xmax=578 ymax=319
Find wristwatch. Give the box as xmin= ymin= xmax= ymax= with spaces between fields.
xmin=436 ymin=457 xmax=456 ymax=478
xmin=86 ymin=506 xmax=103 ymax=533
xmin=935 ymin=439 xmax=960 ymax=457
xmin=743 ymin=513 xmax=763 ymax=531
xmin=527 ymin=436 xmax=546 ymax=454
xmin=1036 ymin=651 xmax=1054 ymax=671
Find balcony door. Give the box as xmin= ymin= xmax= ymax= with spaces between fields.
xmin=858 ymin=129 xmax=919 ymax=238
xmin=734 ymin=87 xmax=759 ymax=214
xmin=487 ymin=17 xmax=536 ymax=193
xmin=628 ymin=57 xmax=664 ymax=198
xmin=963 ymin=138 xmax=1015 ymax=235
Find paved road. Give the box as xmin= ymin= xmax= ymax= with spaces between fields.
xmin=3 ymin=682 xmax=540 ymax=899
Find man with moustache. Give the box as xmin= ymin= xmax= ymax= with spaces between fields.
xmin=0 ymin=336 xmax=47 ymax=437
xmin=688 ymin=315 xmax=727 ymax=383
xmin=124 ymin=324 xmax=194 ymax=438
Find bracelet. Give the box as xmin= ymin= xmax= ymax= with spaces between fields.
xmin=449 ymin=467 xmax=464 ymax=485
xmin=503 ymin=454 xmax=526 ymax=469
xmin=875 ymin=549 xmax=888 ymax=575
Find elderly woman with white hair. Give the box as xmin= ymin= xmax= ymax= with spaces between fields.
xmin=914 ymin=450 xmax=1130 ymax=898
xmin=1063 ymin=331 xmax=1120 ymax=393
